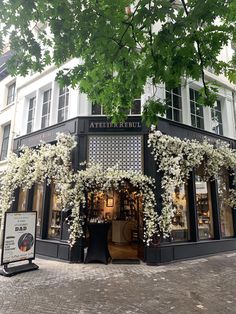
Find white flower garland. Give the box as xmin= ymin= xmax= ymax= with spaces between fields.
xmin=0 ymin=133 xmax=76 ymax=231
xmin=0 ymin=134 xmax=158 ymax=247
xmin=68 ymin=164 xmax=158 ymax=246
xmin=148 ymin=128 xmax=236 ymax=238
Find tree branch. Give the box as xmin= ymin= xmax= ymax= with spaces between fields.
xmin=180 ymin=0 xmax=209 ymax=99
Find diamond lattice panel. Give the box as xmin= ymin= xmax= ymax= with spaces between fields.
xmin=88 ymin=135 xmax=143 ymax=172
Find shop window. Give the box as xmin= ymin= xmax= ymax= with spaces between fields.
xmin=27 ymin=96 xmax=36 ymax=134
xmin=195 ymin=165 xmax=214 ymax=240
xmin=58 ymin=87 xmax=69 ymax=123
xmin=190 ymin=88 xmax=204 ymax=129
xmin=32 ymin=183 xmax=44 ymax=237
xmin=166 ymin=87 xmax=182 ymax=122
xmin=211 ymin=100 xmax=223 ymax=136
xmin=17 ymin=188 xmax=28 ymax=212
xmin=48 ymin=184 xmax=62 ymax=239
xmin=171 ymin=185 xmax=190 ymax=241
xmin=41 ymin=89 xmax=51 ymax=129
xmin=218 ymin=169 xmax=234 ymax=237
xmin=0 ymin=123 xmax=11 ymax=161
xmin=6 ymin=82 xmax=16 ymax=105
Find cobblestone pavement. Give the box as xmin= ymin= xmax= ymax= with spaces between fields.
xmin=0 ymin=252 xmax=236 ymax=314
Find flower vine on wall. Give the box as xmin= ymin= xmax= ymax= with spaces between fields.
xmin=148 ymin=127 xmax=236 ymax=238
xmin=0 ymin=133 xmax=158 ymax=247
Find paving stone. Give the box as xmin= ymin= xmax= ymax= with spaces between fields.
xmin=0 ymin=252 xmax=236 ymax=313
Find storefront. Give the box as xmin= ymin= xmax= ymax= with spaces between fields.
xmin=11 ymin=116 xmax=236 ymax=264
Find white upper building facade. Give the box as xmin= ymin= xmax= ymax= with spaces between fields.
xmin=0 ymin=42 xmax=236 ymax=166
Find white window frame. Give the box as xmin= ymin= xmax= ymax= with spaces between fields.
xmin=27 ymin=96 xmax=36 ymax=134
xmin=6 ymin=82 xmax=16 ymax=106
xmin=41 ymin=89 xmax=52 ymax=129
xmin=90 ymin=98 xmax=141 ymax=116
xmin=211 ymin=99 xmax=223 ymax=136
xmin=0 ymin=123 xmax=11 ymax=161
xmin=165 ymin=87 xmax=182 ymax=122
xmin=189 ymin=88 xmax=204 ymax=130
xmin=57 ymin=87 xmax=69 ymax=123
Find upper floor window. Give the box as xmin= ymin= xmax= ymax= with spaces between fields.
xmin=0 ymin=123 xmax=11 ymax=161
xmin=166 ymin=87 xmax=182 ymax=122
xmin=7 ymin=82 xmax=16 ymax=105
xmin=58 ymin=87 xmax=69 ymax=123
xmin=190 ymin=88 xmax=204 ymax=129
xmin=211 ymin=100 xmax=223 ymax=136
xmin=91 ymin=102 xmax=103 ymax=115
xmin=91 ymin=99 xmax=141 ymax=115
xmin=131 ymin=98 xmax=141 ymax=115
xmin=41 ymin=89 xmax=51 ymax=129
xmin=27 ymin=97 xmax=36 ymax=134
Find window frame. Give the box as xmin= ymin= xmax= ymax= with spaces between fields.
xmin=189 ymin=88 xmax=204 ymax=130
xmin=41 ymin=89 xmax=52 ymax=129
xmin=0 ymin=123 xmax=11 ymax=161
xmin=27 ymin=96 xmax=36 ymax=134
xmin=166 ymin=87 xmax=182 ymax=122
xmin=6 ymin=82 xmax=16 ymax=106
xmin=211 ymin=100 xmax=223 ymax=136
xmin=57 ymin=86 xmax=69 ymax=123
xmin=91 ymin=98 xmax=141 ymax=116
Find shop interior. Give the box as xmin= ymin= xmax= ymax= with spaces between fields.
xmin=86 ymin=184 xmax=143 ymax=262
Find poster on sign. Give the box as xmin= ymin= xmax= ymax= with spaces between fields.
xmin=1 ymin=212 xmax=37 ymax=265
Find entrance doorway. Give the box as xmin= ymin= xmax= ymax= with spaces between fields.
xmin=86 ymin=184 xmax=144 ymax=263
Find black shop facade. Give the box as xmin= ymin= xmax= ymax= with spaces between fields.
xmin=12 ymin=116 xmax=236 ymax=265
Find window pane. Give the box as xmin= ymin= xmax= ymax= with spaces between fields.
xmin=58 ymin=95 xmax=65 ymax=109
xmin=190 ymin=101 xmax=195 ymax=114
xmin=191 ymin=114 xmax=196 ymax=127
xmin=42 ymin=102 xmax=48 ymax=115
xmin=17 ymin=189 xmax=28 ymax=212
xmin=92 ymin=102 xmax=102 ymax=115
xmin=33 ymin=183 xmax=44 ymax=237
xmin=171 ymin=185 xmax=190 ymax=242
xmin=218 ymin=170 xmax=234 ymax=237
xmin=58 ymin=109 xmax=64 ymax=123
xmin=7 ymin=83 xmax=16 ymax=105
xmin=0 ymin=124 xmax=10 ymax=161
xmin=173 ymin=94 xmax=181 ymax=109
xmin=131 ymin=99 xmax=141 ymax=114
xmin=41 ymin=116 xmax=47 ymax=129
xmin=166 ymin=107 xmax=172 ymax=120
xmin=173 ymin=87 xmax=181 ymax=96
xmin=48 ymin=184 xmax=62 ymax=239
xmin=196 ymin=165 xmax=214 ymax=240
xmin=173 ymin=109 xmax=181 ymax=122
xmin=27 ymin=122 xmax=32 ymax=134
xmin=190 ymin=88 xmax=194 ymax=101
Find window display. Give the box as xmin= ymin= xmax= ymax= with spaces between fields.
xmin=48 ymin=184 xmax=62 ymax=239
xmin=195 ymin=166 xmax=214 ymax=240
xmin=32 ymin=183 xmax=44 ymax=237
xmin=171 ymin=185 xmax=190 ymax=241
xmin=218 ymin=169 xmax=234 ymax=237
xmin=17 ymin=188 xmax=28 ymax=212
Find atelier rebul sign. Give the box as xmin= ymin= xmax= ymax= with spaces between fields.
xmin=89 ymin=120 xmax=142 ymax=131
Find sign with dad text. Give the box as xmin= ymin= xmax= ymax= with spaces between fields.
xmin=1 ymin=212 xmax=37 ymax=265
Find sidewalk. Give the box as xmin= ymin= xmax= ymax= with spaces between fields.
xmin=0 ymin=252 xmax=236 ymax=314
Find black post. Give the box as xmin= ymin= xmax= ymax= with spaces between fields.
xmin=188 ymin=170 xmax=198 ymax=242
xmin=27 ymin=185 xmax=35 ymax=212
xmin=210 ymin=180 xmax=221 ymax=240
xmin=41 ymin=183 xmax=51 ymax=239
xmin=229 ymin=170 xmax=236 ymax=237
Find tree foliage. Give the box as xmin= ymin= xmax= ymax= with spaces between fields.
xmin=1 ymin=0 xmax=236 ymax=124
